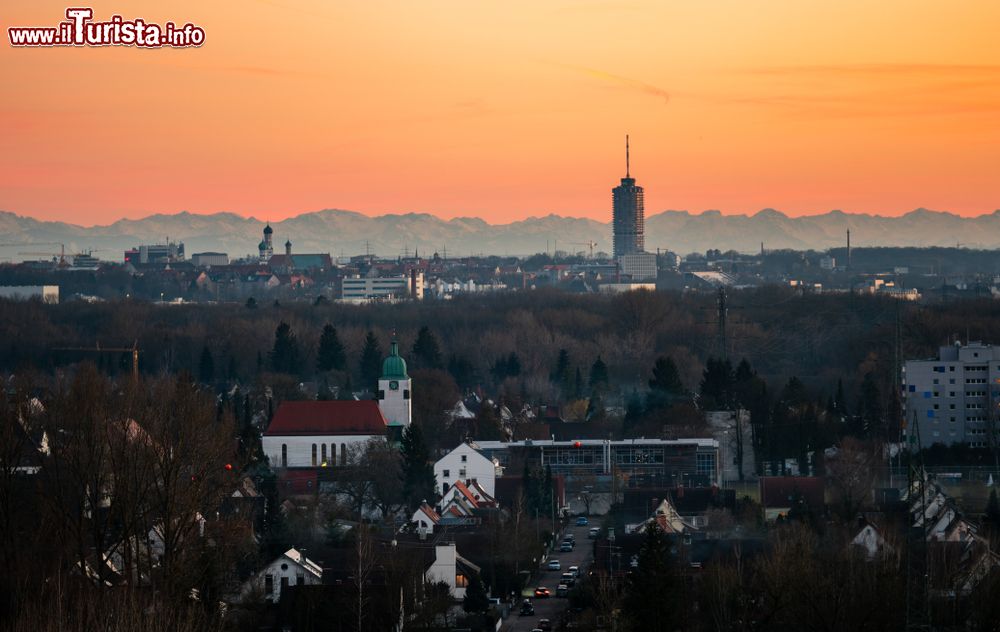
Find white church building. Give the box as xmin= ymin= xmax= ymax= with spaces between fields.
xmin=263 ymin=337 xmax=412 ymax=468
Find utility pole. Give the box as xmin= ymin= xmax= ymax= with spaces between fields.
xmin=905 ymin=410 xmax=930 ymax=631
xmin=716 ymin=287 xmax=728 ymax=360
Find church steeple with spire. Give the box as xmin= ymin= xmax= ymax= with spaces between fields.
xmin=377 ymin=333 xmax=411 ymax=427
xmin=259 ymin=221 xmax=274 ymax=262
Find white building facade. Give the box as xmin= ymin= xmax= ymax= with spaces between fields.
xmin=262 ymin=400 xmax=388 ymax=468
xmin=433 ymin=442 xmax=499 ymax=498
xmin=904 ymin=341 xmax=1000 ymax=448
xmin=377 ymin=340 xmax=411 ymax=427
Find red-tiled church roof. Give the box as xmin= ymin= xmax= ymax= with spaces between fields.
xmin=264 ymin=401 xmax=387 ymax=436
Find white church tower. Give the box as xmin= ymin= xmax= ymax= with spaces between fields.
xmin=378 ymin=337 xmax=411 ymax=427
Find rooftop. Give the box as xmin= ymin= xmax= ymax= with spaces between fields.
xmin=264 ymin=400 xmax=387 ymax=436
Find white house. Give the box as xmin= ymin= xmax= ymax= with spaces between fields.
xmin=411 ymin=503 xmax=441 ymax=537
xmin=263 ymin=400 xmax=387 ymax=468
xmin=241 ymin=548 xmax=323 ymax=603
xmin=434 ymin=442 xmax=500 ymax=498
xmin=424 ymin=542 xmax=480 ymax=600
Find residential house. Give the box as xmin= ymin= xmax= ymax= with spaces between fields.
xmin=433 ymin=442 xmax=501 ymax=498
xmin=240 ymin=548 xmax=323 ymax=603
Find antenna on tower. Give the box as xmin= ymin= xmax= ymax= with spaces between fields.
xmin=625 ymin=134 xmax=630 ymax=178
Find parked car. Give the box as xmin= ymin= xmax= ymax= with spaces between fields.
xmin=560 ymin=541 xmax=574 ymax=552
xmin=588 ymin=527 xmax=600 ymax=538
xmin=576 ymin=516 xmax=589 ymax=526
xmin=561 ymin=572 xmax=576 ymax=587
xmin=534 ymin=587 xmax=551 ymax=598
xmin=556 ymin=584 xmax=569 ymax=597
xmin=563 ymin=532 xmax=575 ymax=541
xmin=520 ymin=599 xmax=535 ymax=615
xmin=568 ymin=565 xmax=580 ymax=577
xmin=539 ymin=619 xmax=553 ymax=631
xmin=547 ymin=559 xmax=561 ymax=570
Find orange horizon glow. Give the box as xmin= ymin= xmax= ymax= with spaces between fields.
xmin=2 ymin=0 xmax=1000 ymax=225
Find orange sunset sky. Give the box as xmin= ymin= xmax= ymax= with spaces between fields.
xmin=2 ymin=0 xmax=1000 ymax=225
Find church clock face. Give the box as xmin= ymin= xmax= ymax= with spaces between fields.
xmin=389 ymin=380 xmax=399 ymax=391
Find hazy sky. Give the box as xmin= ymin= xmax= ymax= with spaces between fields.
xmin=3 ymin=0 xmax=1000 ymax=225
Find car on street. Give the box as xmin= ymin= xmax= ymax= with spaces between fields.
xmin=531 ymin=628 xmax=543 ymax=632
xmin=568 ymin=565 xmax=580 ymax=577
xmin=519 ymin=599 xmax=535 ymax=615
xmin=563 ymin=532 xmax=575 ymax=541
xmin=547 ymin=559 xmax=561 ymax=570
xmin=576 ymin=516 xmax=589 ymax=526
xmin=539 ymin=619 xmax=553 ymax=631
xmin=559 ymin=541 xmax=573 ymax=552
xmin=560 ymin=572 xmax=576 ymax=587
xmin=588 ymin=527 xmax=600 ymax=538
xmin=556 ymin=584 xmax=569 ymax=597
xmin=534 ymin=587 xmax=551 ymax=598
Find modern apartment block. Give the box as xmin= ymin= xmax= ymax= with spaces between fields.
xmin=903 ymin=342 xmax=1000 ymax=449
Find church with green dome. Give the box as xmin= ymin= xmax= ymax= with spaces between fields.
xmin=377 ymin=339 xmax=411 ymax=427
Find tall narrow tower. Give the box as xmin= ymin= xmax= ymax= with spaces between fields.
xmin=612 ymin=135 xmax=645 ymax=257
xmin=378 ymin=337 xmax=411 ymax=427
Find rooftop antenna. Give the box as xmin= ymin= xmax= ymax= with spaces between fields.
xmin=625 ymin=134 xmax=630 ymax=178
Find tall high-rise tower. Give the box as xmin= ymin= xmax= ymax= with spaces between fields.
xmin=612 ymin=135 xmax=645 ymax=257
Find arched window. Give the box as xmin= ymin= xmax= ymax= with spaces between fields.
xmin=281 ymin=444 xmax=287 ymax=467
xmin=311 ymin=444 xmax=317 ymax=466
xmin=321 ymin=444 xmax=327 ymax=465
xmin=331 ymin=443 xmax=336 ymax=466
xmin=341 ymin=443 xmax=347 ymax=466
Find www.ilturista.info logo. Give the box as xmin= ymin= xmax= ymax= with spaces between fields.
xmin=8 ymin=7 xmax=205 ymax=48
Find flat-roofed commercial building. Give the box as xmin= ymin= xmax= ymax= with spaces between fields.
xmin=474 ymin=438 xmax=720 ymax=487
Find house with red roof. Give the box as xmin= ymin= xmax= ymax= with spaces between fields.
xmin=262 ymin=400 xmax=387 ymax=468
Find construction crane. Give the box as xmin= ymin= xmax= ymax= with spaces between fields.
xmin=54 ymin=341 xmax=142 ymax=381
xmin=569 ymin=240 xmax=598 ymax=259
xmin=0 ymin=242 xmax=66 ymax=264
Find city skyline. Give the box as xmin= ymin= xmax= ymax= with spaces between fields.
xmin=3 ymin=0 xmax=1000 ymax=225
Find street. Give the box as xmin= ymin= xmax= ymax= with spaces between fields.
xmin=503 ymin=522 xmax=595 ymax=632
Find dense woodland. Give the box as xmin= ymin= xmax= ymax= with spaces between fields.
xmin=3 ymin=288 xmax=999 ymax=422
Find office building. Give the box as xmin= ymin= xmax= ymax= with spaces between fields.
xmin=612 ymin=135 xmax=645 ymax=258
xmin=618 ymin=251 xmax=657 ymax=281
xmin=191 ymin=252 xmax=229 ymax=267
xmin=341 ymin=271 xmax=424 ymax=302
xmin=474 ymin=438 xmax=720 ymax=487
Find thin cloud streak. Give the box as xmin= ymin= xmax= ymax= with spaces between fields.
xmin=546 ymin=61 xmax=671 ymax=104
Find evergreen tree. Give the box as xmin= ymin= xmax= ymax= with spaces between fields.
xmin=624 ymin=390 xmax=645 ymax=431
xmin=699 ymin=357 xmax=735 ymax=409
xmin=589 ymin=356 xmax=609 ymax=392
xmin=412 ymin=326 xmax=444 ymax=369
xmin=473 ymin=403 xmax=504 ymax=441
xmin=448 ymin=354 xmax=476 ymax=390
xmin=400 ymin=424 xmax=437 ymax=510
xmin=359 ymin=331 xmax=383 ymax=389
xmin=647 ymin=355 xmax=685 ymax=410
xmin=198 ymin=345 xmax=214 ymax=384
xmin=574 ymin=367 xmax=584 ymax=399
xmin=462 ymin=574 xmax=490 ymax=614
xmin=269 ymin=321 xmax=301 ymax=375
xmin=624 ymin=522 xmax=683 ymax=631
xmin=506 ymin=352 xmax=521 ymax=377
xmin=552 ymin=349 xmax=573 ymax=394
xmin=834 ymin=378 xmax=848 ymax=416
xmin=985 ymin=488 xmax=1000 ymax=527
xmin=316 ymin=324 xmax=346 ymax=372
xmin=858 ymin=372 xmax=882 ymax=436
